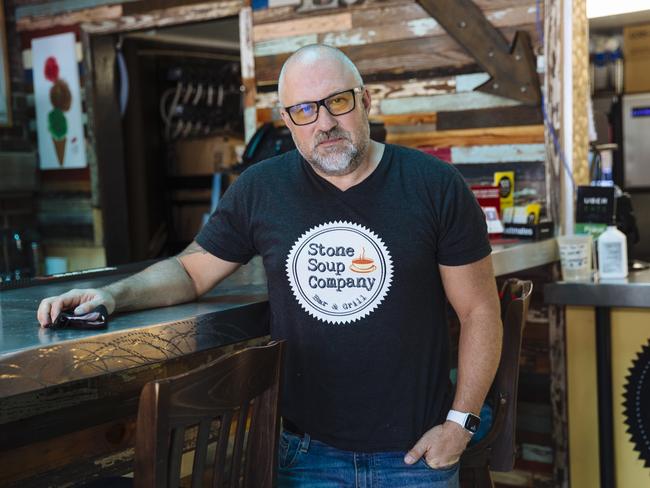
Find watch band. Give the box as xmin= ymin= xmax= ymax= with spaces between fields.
xmin=446 ymin=409 xmax=481 ymax=434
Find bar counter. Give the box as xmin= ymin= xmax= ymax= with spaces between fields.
xmin=545 ymin=268 xmax=650 ymax=488
xmin=0 ymin=240 xmax=557 ymax=486
xmin=0 ymin=259 xmax=270 ymax=487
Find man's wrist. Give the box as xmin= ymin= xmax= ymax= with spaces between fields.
xmin=446 ymin=409 xmax=481 ymax=435
xmin=443 ymin=420 xmax=473 ymax=442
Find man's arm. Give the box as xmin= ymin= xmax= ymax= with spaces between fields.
xmin=37 ymin=241 xmax=241 ymax=326
xmin=404 ymin=254 xmax=502 ymax=468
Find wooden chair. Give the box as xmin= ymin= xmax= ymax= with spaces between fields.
xmin=133 ymin=340 xmax=285 ymax=488
xmin=460 ymin=279 xmax=533 ymax=488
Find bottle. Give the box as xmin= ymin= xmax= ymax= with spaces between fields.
xmin=598 ymin=224 xmax=628 ymax=279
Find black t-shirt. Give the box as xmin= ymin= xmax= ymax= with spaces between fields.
xmin=196 ymin=144 xmax=491 ymax=452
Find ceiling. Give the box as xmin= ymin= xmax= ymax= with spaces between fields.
xmin=590 ymin=9 xmax=650 ymax=32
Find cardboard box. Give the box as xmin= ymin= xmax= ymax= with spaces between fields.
xmin=624 ymin=24 xmax=650 ymax=93
xmin=173 ymin=135 xmax=244 ymax=176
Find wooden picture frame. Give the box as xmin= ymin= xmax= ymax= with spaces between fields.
xmin=0 ymin=0 xmax=12 ymax=126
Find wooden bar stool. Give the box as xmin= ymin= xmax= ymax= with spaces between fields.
xmin=133 ymin=340 xmax=285 ymax=488
xmin=460 ymin=279 xmax=534 ymax=488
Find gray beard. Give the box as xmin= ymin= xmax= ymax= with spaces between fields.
xmin=293 ymin=122 xmax=371 ymax=176
xmin=309 ymin=143 xmax=361 ymax=176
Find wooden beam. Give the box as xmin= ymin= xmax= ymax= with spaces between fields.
xmin=254 ymin=24 xmax=538 ymax=84
xmin=252 ymin=0 xmax=531 ymax=25
xmin=253 ymin=12 xmax=352 ymax=42
xmin=367 ymin=78 xmax=455 ymax=98
xmin=240 ymin=6 xmax=257 ymax=143
xmin=16 ymin=5 xmax=122 ymax=32
xmin=416 ymin=0 xmax=541 ymax=105
xmin=370 ymin=112 xmax=437 ymax=126
xmin=385 ymin=125 xmax=544 ymax=148
xmin=436 ymin=105 xmax=542 ymax=130
xmin=256 ymin=107 xmax=276 ymax=124
xmin=253 ymin=4 xmax=537 ymax=56
xmin=451 ymin=143 xmax=545 ymax=163
xmin=256 ymin=77 xmax=456 ymax=109
xmin=380 ymin=91 xmax=520 ymax=115
xmin=81 ymin=0 xmax=243 ymax=34
xmin=89 ymin=35 xmax=131 ymax=265
xmin=15 ymin=0 xmax=130 ymax=20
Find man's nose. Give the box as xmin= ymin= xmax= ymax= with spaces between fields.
xmin=315 ymin=105 xmax=337 ymax=132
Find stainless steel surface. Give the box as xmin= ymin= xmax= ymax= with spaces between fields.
xmin=492 ymin=238 xmax=559 ymax=276
xmin=0 ymin=257 xmax=267 ymax=356
xmin=545 ymin=267 xmax=650 ymax=307
xmin=0 ymin=258 xmax=269 ymax=398
xmin=623 ymin=93 xmax=650 ymax=188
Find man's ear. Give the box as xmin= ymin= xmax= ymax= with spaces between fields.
xmin=362 ymin=89 xmax=371 ymax=114
xmin=280 ymin=109 xmax=289 ymax=125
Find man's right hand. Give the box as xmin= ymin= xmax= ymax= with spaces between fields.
xmin=37 ymin=288 xmax=116 ymax=328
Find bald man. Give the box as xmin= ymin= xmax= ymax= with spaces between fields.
xmin=38 ymin=45 xmax=502 ymax=487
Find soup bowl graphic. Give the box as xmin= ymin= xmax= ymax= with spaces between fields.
xmin=350 ymin=249 xmax=377 ymax=273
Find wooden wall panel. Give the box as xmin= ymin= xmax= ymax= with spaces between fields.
xmin=82 ymin=0 xmax=243 ymax=34
xmin=254 ymin=4 xmax=536 ymax=53
xmin=250 ymin=0 xmax=547 ymax=214
xmin=15 ymin=5 xmax=123 ymax=31
xmin=436 ymin=105 xmax=542 ymax=130
xmin=255 ymin=24 xmax=539 ymax=84
xmin=253 ymin=12 xmax=352 ymax=42
xmin=253 ymin=0 xmax=536 ymax=25
xmin=385 ymin=125 xmax=544 ymax=148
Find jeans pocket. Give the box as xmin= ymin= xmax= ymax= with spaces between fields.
xmin=418 ymin=458 xmax=459 ymax=472
xmin=278 ymin=431 xmax=302 ymax=469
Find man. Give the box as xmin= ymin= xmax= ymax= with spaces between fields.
xmin=38 ymin=45 xmax=502 ymax=487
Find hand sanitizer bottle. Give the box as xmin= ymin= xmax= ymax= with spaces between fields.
xmin=597 ymin=224 xmax=628 ymax=279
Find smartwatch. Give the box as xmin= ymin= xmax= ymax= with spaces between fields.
xmin=446 ymin=409 xmax=481 ymax=435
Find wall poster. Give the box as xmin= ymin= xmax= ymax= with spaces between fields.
xmin=32 ymin=32 xmax=86 ymax=169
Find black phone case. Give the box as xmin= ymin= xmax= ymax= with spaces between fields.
xmin=50 ymin=305 xmax=109 ymax=330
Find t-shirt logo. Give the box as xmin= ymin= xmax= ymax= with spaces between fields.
xmin=286 ymin=221 xmax=393 ymax=324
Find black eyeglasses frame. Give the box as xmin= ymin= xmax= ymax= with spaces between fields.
xmin=283 ymin=86 xmax=364 ymax=126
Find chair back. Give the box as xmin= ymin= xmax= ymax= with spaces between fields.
xmin=133 ymin=341 xmax=285 ymax=488
xmin=461 ymin=279 xmax=533 ymax=473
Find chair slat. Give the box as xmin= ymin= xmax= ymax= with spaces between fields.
xmin=212 ymin=411 xmax=234 ymax=488
xmin=168 ymin=427 xmax=185 ymax=488
xmin=191 ymin=419 xmax=212 ymax=488
xmin=229 ymin=403 xmax=250 ymax=488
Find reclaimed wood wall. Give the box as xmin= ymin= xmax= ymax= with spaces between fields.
xmin=2 ymin=0 xmax=245 ymax=269
xmin=2 ymin=0 xmax=551 ymax=247
xmin=252 ymin=0 xmax=548 ymax=210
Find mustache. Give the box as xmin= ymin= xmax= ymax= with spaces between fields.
xmin=314 ymin=128 xmax=351 ymax=145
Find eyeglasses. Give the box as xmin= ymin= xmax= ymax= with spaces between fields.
xmin=283 ymin=87 xmax=364 ymax=126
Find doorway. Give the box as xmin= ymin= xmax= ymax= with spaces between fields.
xmin=84 ymin=11 xmax=245 ymax=265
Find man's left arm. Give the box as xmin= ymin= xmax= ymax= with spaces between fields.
xmin=404 ymin=254 xmax=502 ymax=468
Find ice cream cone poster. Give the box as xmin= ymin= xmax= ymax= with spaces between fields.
xmin=32 ymin=33 xmax=86 ymax=169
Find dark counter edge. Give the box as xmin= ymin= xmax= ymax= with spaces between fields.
xmin=544 ymin=280 xmax=650 ymax=308
xmin=0 ymin=300 xmax=271 ymax=400
xmin=0 ymin=300 xmax=271 ymax=452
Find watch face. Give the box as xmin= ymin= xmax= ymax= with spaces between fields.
xmin=464 ymin=414 xmax=481 ymax=433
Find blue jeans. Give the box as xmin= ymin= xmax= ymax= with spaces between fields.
xmin=278 ymin=430 xmax=459 ymax=487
